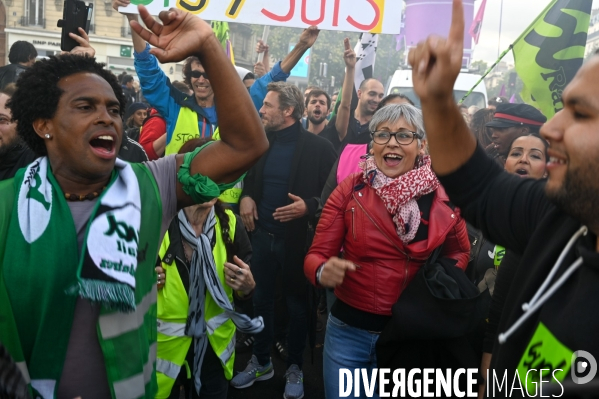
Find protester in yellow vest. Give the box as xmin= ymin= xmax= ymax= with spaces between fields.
xmin=154 ymin=139 xmax=262 ymax=399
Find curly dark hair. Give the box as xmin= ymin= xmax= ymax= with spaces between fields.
xmin=183 ymin=56 xmax=201 ymax=89
xmin=7 ymin=54 xmax=126 ymax=156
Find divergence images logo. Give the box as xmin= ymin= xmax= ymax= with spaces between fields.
xmin=571 ymin=350 xmax=597 ymax=385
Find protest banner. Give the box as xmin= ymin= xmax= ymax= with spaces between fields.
xmin=120 ymin=0 xmax=402 ymax=34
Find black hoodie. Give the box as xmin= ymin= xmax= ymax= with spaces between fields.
xmin=439 ymin=145 xmax=599 ymax=397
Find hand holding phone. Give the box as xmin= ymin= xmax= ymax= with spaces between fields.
xmin=57 ymin=0 xmax=93 ymax=52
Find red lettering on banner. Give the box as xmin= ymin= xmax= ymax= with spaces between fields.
xmin=262 ymin=0 xmax=295 ymax=22
xmin=302 ymin=0 xmax=326 ymax=25
xmin=333 ymin=0 xmax=341 ymax=26
xmin=347 ymin=0 xmax=380 ymax=31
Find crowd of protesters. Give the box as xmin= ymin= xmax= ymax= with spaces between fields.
xmin=2 ymin=0 xmax=599 ymax=398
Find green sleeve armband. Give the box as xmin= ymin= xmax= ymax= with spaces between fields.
xmin=177 ymin=142 xmax=246 ymax=204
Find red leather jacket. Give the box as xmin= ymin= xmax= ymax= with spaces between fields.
xmin=305 ymin=173 xmax=470 ymax=316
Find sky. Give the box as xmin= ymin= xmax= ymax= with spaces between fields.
xmin=471 ymin=0 xmax=599 ymax=65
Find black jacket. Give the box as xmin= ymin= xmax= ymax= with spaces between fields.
xmin=0 ymin=63 xmax=27 ymax=89
xmin=241 ymin=122 xmax=337 ymax=294
xmin=439 ymin=145 xmax=599 ymax=395
xmin=0 ymin=144 xmax=37 ymax=181
xmin=118 ymin=134 xmax=148 ymax=163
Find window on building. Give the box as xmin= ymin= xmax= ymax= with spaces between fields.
xmin=28 ymin=0 xmax=44 ymax=26
xmin=121 ymin=15 xmax=131 ymax=37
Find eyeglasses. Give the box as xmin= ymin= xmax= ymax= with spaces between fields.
xmin=190 ymin=70 xmax=209 ymax=80
xmin=371 ymin=130 xmax=421 ymax=145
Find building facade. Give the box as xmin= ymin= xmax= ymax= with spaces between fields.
xmin=585 ymin=8 xmax=599 ymax=57
xmin=0 ymin=0 xmax=256 ymax=82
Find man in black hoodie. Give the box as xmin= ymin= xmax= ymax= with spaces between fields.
xmin=409 ymin=0 xmax=599 ymax=396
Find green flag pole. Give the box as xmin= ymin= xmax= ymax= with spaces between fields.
xmin=458 ymin=44 xmax=512 ymax=105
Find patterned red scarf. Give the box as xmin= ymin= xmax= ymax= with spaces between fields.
xmin=359 ymin=155 xmax=440 ymax=243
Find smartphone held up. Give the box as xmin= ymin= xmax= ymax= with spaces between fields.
xmin=57 ymin=0 xmax=93 ymax=52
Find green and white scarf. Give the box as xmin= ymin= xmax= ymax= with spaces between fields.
xmin=15 ymin=157 xmax=141 ymax=311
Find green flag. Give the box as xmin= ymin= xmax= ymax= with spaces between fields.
xmin=512 ymin=0 xmax=591 ymax=118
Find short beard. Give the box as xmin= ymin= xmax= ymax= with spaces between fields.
xmin=0 ymin=136 xmax=22 ymax=159
xmin=308 ymin=114 xmax=326 ymax=126
xmin=546 ymin=166 xmax=599 ymax=232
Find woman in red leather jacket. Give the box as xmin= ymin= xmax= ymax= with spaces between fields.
xmin=304 ymin=103 xmax=470 ymax=399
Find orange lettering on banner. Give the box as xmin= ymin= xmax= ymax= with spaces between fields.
xmin=347 ymin=0 xmax=380 ymax=31
xmin=301 ymin=0 xmax=326 ymax=25
xmin=262 ymin=0 xmax=295 ymax=22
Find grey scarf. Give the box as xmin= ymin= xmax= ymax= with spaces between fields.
xmin=177 ymin=208 xmax=264 ymax=395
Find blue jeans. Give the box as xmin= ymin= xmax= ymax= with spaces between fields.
xmin=251 ymin=228 xmax=308 ymax=368
xmin=323 ymin=314 xmax=380 ymax=399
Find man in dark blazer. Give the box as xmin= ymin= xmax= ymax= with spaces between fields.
xmin=233 ymin=82 xmax=336 ymax=399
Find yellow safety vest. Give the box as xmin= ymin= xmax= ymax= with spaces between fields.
xmin=211 ymin=127 xmax=243 ymax=206
xmin=155 ymin=210 xmax=237 ymax=398
xmin=165 ymin=107 xmax=210 ymax=156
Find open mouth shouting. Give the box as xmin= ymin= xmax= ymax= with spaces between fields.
xmin=383 ymin=153 xmax=403 ymax=167
xmin=514 ymin=168 xmax=529 ymax=178
xmin=89 ymin=132 xmax=117 ymax=160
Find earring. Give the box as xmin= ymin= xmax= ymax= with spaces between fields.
xmin=44 ymin=134 xmax=51 ymax=139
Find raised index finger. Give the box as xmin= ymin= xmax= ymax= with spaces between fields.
xmin=448 ymin=0 xmax=464 ymax=48
xmin=344 ymin=38 xmax=350 ymax=51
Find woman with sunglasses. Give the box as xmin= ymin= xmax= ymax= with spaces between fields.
xmin=305 ymin=103 xmax=470 ymax=399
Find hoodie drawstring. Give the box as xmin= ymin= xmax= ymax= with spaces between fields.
xmin=498 ymin=225 xmax=588 ymax=344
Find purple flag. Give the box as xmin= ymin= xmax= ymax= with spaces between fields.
xmin=499 ymin=84 xmax=506 ymax=97
xmin=509 ymin=94 xmax=516 ymax=103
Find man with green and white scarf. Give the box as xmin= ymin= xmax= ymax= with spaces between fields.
xmin=0 ymin=5 xmax=268 ymax=399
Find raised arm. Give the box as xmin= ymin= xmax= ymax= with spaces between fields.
xmin=335 ymin=38 xmax=356 ymax=142
xmin=407 ymin=0 xmax=476 ymax=175
xmin=131 ymin=6 xmax=268 ymax=206
xmin=280 ymin=27 xmax=319 ymax=74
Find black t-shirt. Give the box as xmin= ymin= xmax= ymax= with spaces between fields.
xmin=323 ymin=114 xmax=371 ymax=152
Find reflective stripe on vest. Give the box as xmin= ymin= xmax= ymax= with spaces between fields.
xmin=157 ymin=320 xmax=186 ymax=337
xmin=165 ymin=107 xmax=202 ymax=155
xmin=206 ymin=312 xmax=230 ymax=335
xmin=156 ymin=358 xmax=181 ymax=380
xmin=16 ymin=361 xmax=30 ymax=383
xmin=99 ymin=285 xmax=157 ymax=339
xmin=218 ymin=338 xmax=235 ymax=365
xmin=113 ymin=342 xmax=156 ymax=399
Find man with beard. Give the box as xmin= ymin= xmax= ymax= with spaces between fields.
xmin=234 ymin=82 xmax=336 ymax=399
xmin=0 ymin=86 xmax=36 ymax=180
xmin=325 ymin=39 xmax=384 ymax=151
xmin=409 ymin=0 xmax=599 ymax=394
xmin=304 ymin=89 xmax=330 ymax=135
